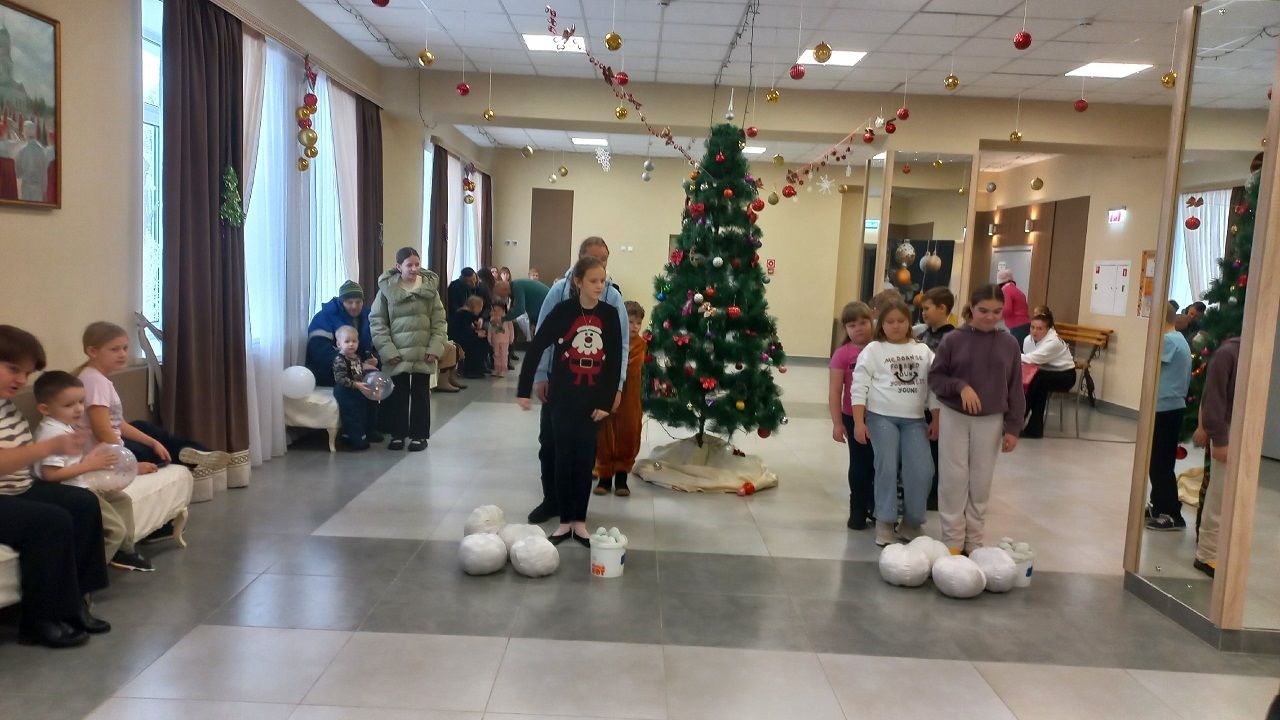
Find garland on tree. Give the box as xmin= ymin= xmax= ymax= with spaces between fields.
xmin=219 ymin=165 xmax=245 ymax=228
xmin=643 ymin=123 xmax=787 ymax=445
xmin=1181 ymin=169 xmax=1260 ymax=438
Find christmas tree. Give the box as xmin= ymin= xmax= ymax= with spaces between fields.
xmin=643 ymin=123 xmax=787 ymax=444
xmin=1182 ymin=169 xmax=1260 ymax=438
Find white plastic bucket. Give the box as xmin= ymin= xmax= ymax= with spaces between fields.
xmin=590 ymin=539 xmax=627 ymax=578
xmin=1011 ymin=550 xmax=1034 ymax=587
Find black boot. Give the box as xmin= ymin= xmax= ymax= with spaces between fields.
xmin=71 ymin=598 xmax=111 ymax=635
xmin=593 ymin=475 xmax=612 ymax=495
xmin=19 ymin=620 xmax=88 ymax=648
xmin=614 ymin=471 xmax=631 ymax=496
xmin=847 ymin=500 xmax=867 ymax=530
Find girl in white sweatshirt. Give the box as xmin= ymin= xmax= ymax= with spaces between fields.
xmin=851 ymin=301 xmax=940 ymax=547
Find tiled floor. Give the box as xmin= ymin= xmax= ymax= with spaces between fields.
xmin=1 ymin=364 xmax=1276 ymax=719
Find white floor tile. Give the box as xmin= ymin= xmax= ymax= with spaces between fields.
xmin=292 ymin=706 xmax=482 ymax=720
xmin=486 ymin=638 xmax=667 ymax=719
xmin=664 ymin=645 xmax=844 ymax=720
xmin=87 ymin=698 xmax=296 ymax=720
xmin=819 ymin=654 xmax=1015 ymax=719
xmin=1127 ymin=669 xmax=1280 ymax=720
xmin=975 ymin=661 xmax=1179 ymax=720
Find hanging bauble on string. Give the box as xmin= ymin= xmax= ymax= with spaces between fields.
xmin=641 ymin=171 xmax=651 ymax=182
xmin=304 ymin=92 xmax=318 ymax=108
xmin=1013 ymin=30 xmax=1032 ymax=49
xmin=643 ymin=159 xmax=655 ymax=172
xmin=932 ymin=158 xmax=944 ymax=168
xmin=986 ymin=182 xmax=997 ymax=192
xmin=789 ymin=64 xmax=805 ymax=80
xmin=456 ymin=82 xmax=470 ymax=96
xmin=1074 ymin=98 xmax=1088 ymax=112
xmin=773 ymin=153 xmax=785 ymax=166
xmin=521 ymin=145 xmax=535 ymax=158
xmin=304 ymin=145 xmax=319 ymax=159
xmin=298 ymin=117 xmax=313 ymax=129
xmin=548 ymin=174 xmax=557 ymax=184
xmin=885 ymin=121 xmax=896 ymax=134
xmin=296 ymin=106 xmax=312 ymax=120
xmin=746 ymin=126 xmax=758 ymax=138
xmin=1185 ymin=216 xmax=1201 ymax=230
xmin=297 ymin=157 xmax=310 ymax=171
xmin=418 ymin=49 xmax=435 ymax=67
xmin=901 ymin=164 xmax=912 ymax=174
xmin=894 ymin=240 xmax=917 ymax=266
xmin=558 ymin=165 xmax=569 ymax=177
xmin=751 ymin=198 xmax=765 ymax=211
xmin=483 ymin=107 xmax=496 ymax=121
xmin=298 ymin=128 xmax=318 ymax=147
xmin=767 ymin=191 xmax=780 ymax=205
xmin=614 ymin=71 xmax=629 ymax=86
xmin=464 ymin=194 xmax=475 ymax=205
xmin=615 ymin=105 xmax=628 ymax=119
xmin=896 ymin=106 xmax=910 ymax=120
xmin=604 ymin=31 xmax=623 ymax=51
xmin=782 ymin=185 xmax=797 ymax=198
xmin=766 ymin=87 xmax=781 ymax=103
xmin=895 ymin=266 xmax=913 ymax=286
xmin=1009 ymin=130 xmax=1023 ymax=142
xmin=1161 ymin=71 xmax=1177 ymax=88
xmin=944 ymin=73 xmax=959 ymax=91
xmin=863 ymin=130 xmax=875 ymax=143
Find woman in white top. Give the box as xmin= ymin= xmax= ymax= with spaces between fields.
xmin=1021 ymin=309 xmax=1077 ymax=438
xmin=851 ymin=301 xmax=940 ymax=547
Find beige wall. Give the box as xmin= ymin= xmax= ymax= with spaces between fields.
xmin=488 ymin=148 xmax=846 ymax=358
xmin=0 ymin=0 xmax=141 ymax=371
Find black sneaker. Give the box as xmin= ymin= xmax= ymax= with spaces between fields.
xmin=140 ymin=521 xmax=175 ymax=545
xmin=387 ymin=438 xmax=405 ymax=451
xmin=408 ymin=439 xmax=428 ymax=452
xmin=1193 ymin=559 xmax=1216 ymax=578
xmin=1145 ymin=513 xmax=1186 ymax=531
xmin=110 ymin=550 xmax=154 ymax=572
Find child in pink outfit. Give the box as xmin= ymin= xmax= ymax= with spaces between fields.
xmin=489 ymin=301 xmax=513 ymax=378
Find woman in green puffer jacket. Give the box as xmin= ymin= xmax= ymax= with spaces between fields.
xmin=368 ymin=247 xmax=448 ymax=451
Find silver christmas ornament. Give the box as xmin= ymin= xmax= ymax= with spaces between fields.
xmin=893 ymin=239 xmax=917 ymax=266
xmin=643 ymin=159 xmax=655 ymax=172
xmin=712 ymin=257 xmax=724 ymax=268
xmin=694 ymin=293 xmax=705 ymax=303
xmin=641 ymin=171 xmax=652 ymax=182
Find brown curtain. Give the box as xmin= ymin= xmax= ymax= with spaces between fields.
xmin=428 ymin=144 xmax=450 ymax=297
xmin=161 ymin=0 xmax=248 ymax=453
xmin=356 ymin=96 xmax=384 ymax=297
xmin=480 ymin=171 xmax=493 ymax=270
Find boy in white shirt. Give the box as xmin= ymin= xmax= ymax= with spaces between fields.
xmin=32 ymin=371 xmax=150 ymax=571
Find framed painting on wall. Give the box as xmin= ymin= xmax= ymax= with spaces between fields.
xmin=0 ymin=0 xmax=60 ymax=208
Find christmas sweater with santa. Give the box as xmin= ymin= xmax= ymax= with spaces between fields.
xmin=517 ymin=297 xmax=622 ymax=415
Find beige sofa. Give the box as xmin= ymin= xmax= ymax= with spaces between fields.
xmin=0 ymin=366 xmax=192 ymax=610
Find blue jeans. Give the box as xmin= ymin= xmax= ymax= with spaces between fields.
xmin=333 ymin=384 xmax=374 ymax=448
xmin=867 ymin=411 xmax=934 ymax=526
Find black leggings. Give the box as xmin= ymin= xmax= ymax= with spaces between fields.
xmin=1149 ymin=408 xmax=1187 ymax=517
xmin=382 ymin=372 xmax=431 ymax=441
xmin=552 ymin=407 xmax=599 ymax=523
xmin=0 ymin=483 xmax=108 ymax=632
xmin=842 ymin=413 xmax=874 ymax=520
xmin=1024 ymin=368 xmax=1076 ymax=433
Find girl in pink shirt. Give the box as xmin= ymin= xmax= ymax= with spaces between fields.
xmin=829 ymin=301 xmax=875 ymax=530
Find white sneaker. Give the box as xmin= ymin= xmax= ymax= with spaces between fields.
xmin=178 ymin=447 xmax=231 ymax=470
xmin=896 ymin=523 xmax=924 ymax=542
xmin=875 ymin=522 xmax=897 ymax=547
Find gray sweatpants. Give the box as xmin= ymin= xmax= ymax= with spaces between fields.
xmin=938 ymin=405 xmax=1003 ymax=550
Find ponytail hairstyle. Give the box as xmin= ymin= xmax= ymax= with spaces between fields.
xmin=1031 ymin=307 xmax=1056 ymax=329
xmin=394 ymin=246 xmax=420 ymax=267
xmin=970 ymin=283 xmax=1003 ymax=307
xmin=568 ymin=256 xmax=605 ymax=297
xmin=79 ymin=321 xmax=129 ymax=371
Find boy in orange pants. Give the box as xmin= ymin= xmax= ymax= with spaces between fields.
xmin=594 ymin=301 xmax=647 ymax=496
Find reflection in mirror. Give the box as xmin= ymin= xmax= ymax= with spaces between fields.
xmin=857 ymin=153 xmax=886 ymax=303
xmin=1137 ymin=2 xmax=1277 ymax=629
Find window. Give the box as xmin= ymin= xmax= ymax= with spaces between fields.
xmin=141 ymin=0 xmax=164 ymax=346
xmin=421 ymin=143 xmax=434 ymax=261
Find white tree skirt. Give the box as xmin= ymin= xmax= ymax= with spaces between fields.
xmin=633 ymin=435 xmax=779 ymax=493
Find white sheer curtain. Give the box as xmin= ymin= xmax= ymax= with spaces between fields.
xmin=308 ymin=72 xmax=347 ymax=316
xmin=421 ymin=143 xmax=435 ymax=259
xmin=462 ymin=172 xmax=484 ymax=272
xmin=445 ymin=153 xmax=464 ymax=281
xmin=327 ymin=81 xmax=361 ymax=286
xmin=1175 ymin=188 xmax=1232 ymax=302
xmin=241 ymin=29 xmax=266 ymax=207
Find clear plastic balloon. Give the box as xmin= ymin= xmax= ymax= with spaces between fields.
xmin=81 ymin=445 xmax=137 ymax=492
xmin=281 ymin=366 xmax=316 ymax=399
xmin=363 ymin=371 xmax=394 ymax=401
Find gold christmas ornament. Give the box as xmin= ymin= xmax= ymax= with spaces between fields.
xmin=417 ymin=49 xmax=435 ymax=67
xmin=932 ymin=158 xmax=944 ymax=168
xmin=483 ymin=107 xmax=496 ymax=121
xmin=943 ymin=73 xmax=959 ymax=91
xmin=604 ymin=31 xmax=623 ymax=51
xmin=767 ymin=191 xmax=780 ymax=205
xmin=615 ymin=105 xmax=628 ymax=119
xmin=813 ymin=41 xmax=832 ymax=64
xmin=1030 ymin=177 xmax=1044 ymax=190
xmin=464 ymin=194 xmax=475 ymax=205
xmin=735 ymin=400 xmax=746 ymax=410
xmin=958 ymin=187 xmax=967 ymax=195
xmin=296 ymin=106 xmax=312 ymax=120
xmin=304 ymin=145 xmax=319 ymax=159
xmin=520 ymin=145 xmax=534 ymax=158
xmin=558 ymin=165 xmax=569 ymax=177
xmin=765 ymin=87 xmax=780 ymax=103
xmin=1161 ymin=71 xmax=1177 ymax=88
xmin=297 ymin=157 xmax=310 ymax=171
xmin=298 ymin=128 xmax=318 ymax=147
xmin=772 ymin=153 xmax=785 ymax=166
xmin=1009 ymin=130 xmax=1023 ymax=142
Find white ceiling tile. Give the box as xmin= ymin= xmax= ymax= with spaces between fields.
xmin=858 ymin=51 xmax=945 ymax=70
xmin=886 ymin=34 xmax=968 ymax=54
xmin=977 ymin=17 xmax=1086 ymax=41
xmin=822 ymin=9 xmax=916 ymax=34
xmin=921 ymin=0 xmax=1021 ymax=13
xmin=1054 ymin=20 xmax=1174 ymax=44
xmin=897 ymin=12 xmax=1002 ymax=36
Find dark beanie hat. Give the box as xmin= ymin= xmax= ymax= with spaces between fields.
xmin=339 ymin=280 xmax=363 ymax=300
xmin=461 ymin=267 xmax=476 ymax=278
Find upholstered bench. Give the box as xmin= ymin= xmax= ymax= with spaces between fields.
xmin=284 ymin=387 xmax=340 ymax=452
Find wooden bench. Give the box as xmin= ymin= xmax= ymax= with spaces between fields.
xmin=1047 ymin=322 xmax=1113 ymax=436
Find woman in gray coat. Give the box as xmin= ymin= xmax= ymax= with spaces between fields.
xmin=368 ymin=247 xmax=448 ymax=451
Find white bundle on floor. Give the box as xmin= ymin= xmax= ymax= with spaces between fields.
xmin=906 ymin=536 xmax=951 ymax=567
xmin=878 ymin=544 xmax=932 ymax=587
xmin=498 ymin=523 xmax=547 ymax=550
xmin=464 ymin=505 xmax=507 ymax=536
xmin=931 ymin=555 xmax=987 ymax=599
xmin=510 ymin=536 xmax=560 ymax=577
xmin=458 ymin=533 xmax=508 ymax=575
xmin=969 ymin=547 xmax=1017 ymax=593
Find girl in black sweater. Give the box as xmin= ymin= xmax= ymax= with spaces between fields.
xmin=517 ymin=256 xmax=622 ymax=545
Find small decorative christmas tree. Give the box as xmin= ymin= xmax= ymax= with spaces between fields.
xmin=219 ymin=165 xmax=246 ymax=228
xmin=643 ymin=123 xmax=787 ymax=445
xmin=1182 ymin=170 xmax=1259 ymax=438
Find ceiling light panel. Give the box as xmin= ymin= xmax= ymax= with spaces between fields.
xmin=1065 ymin=62 xmax=1153 ymax=78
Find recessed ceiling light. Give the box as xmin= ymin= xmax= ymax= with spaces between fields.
xmin=522 ymin=33 xmax=586 ymax=53
xmin=571 ymin=137 xmax=608 ymax=146
xmin=796 ymin=49 xmax=866 ymax=67
xmin=872 ymin=152 xmax=886 ymax=161
xmin=742 ymin=146 xmax=766 ymax=154
xmin=1066 ymin=62 xmax=1152 ymax=79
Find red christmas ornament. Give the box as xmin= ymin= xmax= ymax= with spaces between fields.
xmin=1184 ymin=216 xmax=1201 ymax=231
xmin=372 ymin=0 xmax=389 ymax=5
xmin=746 ymin=126 xmax=758 ymax=138
xmin=885 ymin=121 xmax=896 ymax=134
xmin=747 ymin=209 xmax=758 ymax=223
xmin=671 ymin=249 xmax=685 ymax=265
xmin=705 ymin=287 xmax=716 ymax=298
xmin=643 ymin=331 xmax=653 ymax=342
xmin=303 ymin=92 xmax=319 ymax=108
xmin=614 ymin=71 xmax=629 ymax=86
xmin=727 ymin=305 xmax=742 ymax=319
xmin=1074 ymin=98 xmax=1089 ymax=112
xmin=779 ymin=366 xmax=788 ymax=374
xmin=1235 ymin=203 xmax=1250 ymax=215
xmin=662 ymin=320 xmax=671 ymax=329
xmin=751 ymin=253 xmax=760 ymax=267
xmin=789 ymin=63 xmax=806 ymax=80
xmin=684 ymin=365 xmax=695 ymax=376
xmin=1239 ymin=274 xmax=1248 ymax=288
xmin=1176 ymin=445 xmax=1189 ymax=460
xmin=1013 ymin=30 xmax=1032 ymax=50
xmin=730 ymin=258 xmax=742 ymax=269
xmin=896 ymin=107 xmax=910 ymax=120
xmin=716 ymin=152 xmax=725 ymax=163
xmin=863 ymin=131 xmax=875 ymax=143
xmin=757 ymin=428 xmax=771 ymax=438
xmin=742 ymin=481 xmax=756 ymax=495
xmin=298 ymin=118 xmax=313 ymax=129
xmin=456 ymin=82 xmax=470 ymax=96
xmin=782 ymin=185 xmax=797 ymax=198
xmin=723 ymin=188 xmax=734 ymax=198
xmin=902 ymin=164 xmax=912 ymax=174
xmin=751 ymin=198 xmax=765 ymax=211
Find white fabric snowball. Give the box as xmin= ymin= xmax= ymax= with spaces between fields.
xmin=906 ymin=536 xmax=951 ymax=567
xmin=932 ymin=555 xmax=987 ymax=599
xmin=458 ymin=533 xmax=508 ymax=575
xmin=464 ymin=505 xmax=507 ymax=536
xmin=878 ymin=544 xmax=932 ymax=587
xmin=498 ymin=523 xmax=547 ymax=550
xmin=969 ymin=547 xmax=1017 ymax=593
xmin=510 ymin=536 xmax=560 ymax=577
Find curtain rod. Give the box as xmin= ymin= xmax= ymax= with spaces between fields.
xmin=210 ymin=0 xmax=383 ymax=107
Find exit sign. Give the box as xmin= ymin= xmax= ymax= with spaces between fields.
xmin=1107 ymin=207 xmax=1127 ymax=224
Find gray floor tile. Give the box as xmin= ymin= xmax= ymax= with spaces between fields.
xmin=0 ymin=622 xmax=192 ymax=697
xmin=793 ymin=595 xmax=967 ymax=659
xmin=659 ymin=592 xmax=811 ymax=651
xmin=512 ymin=584 xmax=662 ymax=644
xmin=205 ymin=573 xmax=393 ymax=631
xmin=359 ymin=580 xmax=526 ymax=636
xmin=265 ymin=536 xmax=424 ymax=581
xmin=656 ymin=552 xmax=786 ymax=596
xmin=0 ymin=693 xmax=107 ymax=720
xmin=90 ymin=562 xmax=260 ymax=629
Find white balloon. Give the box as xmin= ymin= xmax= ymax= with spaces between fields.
xmin=459 ymin=533 xmax=508 ymax=575
xmin=80 ymin=445 xmax=137 ymax=492
xmin=464 ymin=505 xmax=507 ymax=536
xmin=510 ymin=536 xmax=560 ymax=577
xmin=878 ymin=544 xmax=932 ymax=587
xmin=969 ymin=547 xmax=1017 ymax=593
xmin=498 ymin=523 xmax=547 ymax=550
xmin=906 ymin=535 xmax=951 ymax=566
xmin=362 ymin=371 xmax=394 ymax=400
xmin=281 ymin=366 xmax=316 ymax=399
xmin=932 ymin=555 xmax=987 ymax=599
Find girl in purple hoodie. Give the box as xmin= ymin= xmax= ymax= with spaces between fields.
xmin=927 ymin=285 xmax=1025 ymax=555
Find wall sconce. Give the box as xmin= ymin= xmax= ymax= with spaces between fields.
xmin=1024 ymin=218 xmax=1036 ymax=233
xmin=987 ymin=223 xmax=999 ymax=236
